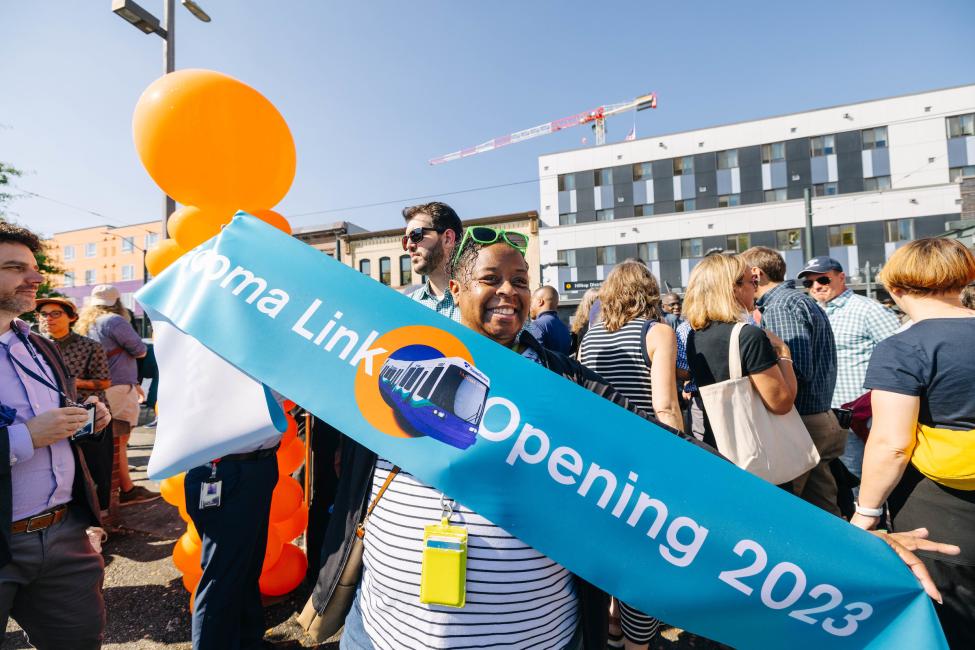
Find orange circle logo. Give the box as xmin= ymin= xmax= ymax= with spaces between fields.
xmin=355 ymin=326 xmax=475 ymax=441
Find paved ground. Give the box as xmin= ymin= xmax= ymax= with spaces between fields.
xmin=4 ymin=426 xmax=725 ymax=649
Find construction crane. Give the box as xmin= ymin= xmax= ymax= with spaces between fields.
xmin=429 ymin=92 xmax=657 ymax=165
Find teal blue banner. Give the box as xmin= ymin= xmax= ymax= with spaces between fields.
xmin=137 ymin=214 xmax=946 ymax=649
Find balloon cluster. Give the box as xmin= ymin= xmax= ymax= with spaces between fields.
xmin=158 ymin=403 xmax=308 ymax=608
xmin=133 ymin=69 xmax=297 ymax=276
xmin=133 ymin=69 xmax=306 ymax=607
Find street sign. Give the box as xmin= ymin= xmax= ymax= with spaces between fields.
xmin=563 ymin=280 xmax=603 ymax=293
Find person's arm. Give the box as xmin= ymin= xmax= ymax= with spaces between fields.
xmin=850 ymin=390 xmax=918 ymax=530
xmin=675 ymin=323 xmax=691 ymax=383
xmin=748 ymin=330 xmax=797 ymax=415
xmin=76 ymin=341 xmax=112 ymax=391
xmin=646 ymin=325 xmax=683 ymax=431
xmin=110 ymin=317 xmax=148 ymax=359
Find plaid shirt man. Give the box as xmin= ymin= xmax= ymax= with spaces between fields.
xmin=756 ymin=280 xmax=837 ymax=415
xmin=408 ymin=283 xmax=461 ymax=323
xmin=823 ymin=288 xmax=900 ymax=408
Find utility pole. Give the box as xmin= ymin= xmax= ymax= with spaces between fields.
xmin=162 ymin=0 xmax=176 ymax=239
xmin=803 ymin=187 xmax=814 ymax=261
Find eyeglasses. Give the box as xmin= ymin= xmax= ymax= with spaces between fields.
xmin=801 ymin=276 xmax=832 ymax=289
xmin=452 ymin=227 xmax=529 ymax=263
xmin=735 ymin=276 xmax=759 ymax=288
xmin=401 ymin=227 xmax=443 ymax=251
xmin=37 ymin=310 xmax=65 ymax=319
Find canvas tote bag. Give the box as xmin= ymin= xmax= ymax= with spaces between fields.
xmin=697 ymin=323 xmax=819 ymax=484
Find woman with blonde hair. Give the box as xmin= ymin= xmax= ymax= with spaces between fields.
xmin=683 ymin=254 xmax=797 ymax=450
xmin=568 ymin=287 xmax=600 ymax=355
xmin=851 ymin=238 xmax=975 ymax=647
xmin=578 ymin=261 xmax=680 ymax=649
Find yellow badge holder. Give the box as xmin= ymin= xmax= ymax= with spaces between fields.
xmin=419 ymin=497 xmax=468 ymax=608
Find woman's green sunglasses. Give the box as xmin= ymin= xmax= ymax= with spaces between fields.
xmin=452 ymin=226 xmax=530 ymax=262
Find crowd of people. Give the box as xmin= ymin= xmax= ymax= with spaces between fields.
xmin=2 ymin=205 xmax=973 ymax=649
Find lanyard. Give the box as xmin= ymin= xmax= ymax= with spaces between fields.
xmin=0 ymin=329 xmax=68 ymax=403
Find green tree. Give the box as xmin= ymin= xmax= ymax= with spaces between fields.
xmin=1 ymin=161 xmax=64 ymax=308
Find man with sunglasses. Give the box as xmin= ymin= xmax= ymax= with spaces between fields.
xmin=742 ymin=247 xmax=842 ymax=516
xmin=797 ymin=256 xmax=900 ymax=478
xmin=401 ymin=202 xmax=463 ymax=321
xmin=0 ymin=223 xmax=110 ymax=649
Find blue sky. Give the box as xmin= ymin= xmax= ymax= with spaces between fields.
xmin=2 ymin=1 xmax=973 ymax=238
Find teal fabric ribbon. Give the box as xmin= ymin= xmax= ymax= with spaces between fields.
xmin=137 ymin=214 xmax=946 ymax=649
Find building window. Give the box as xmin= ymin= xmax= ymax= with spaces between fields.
xmin=399 ymin=255 xmax=412 ymax=286
xmin=717 ymin=149 xmax=739 ymax=169
xmin=675 ymin=199 xmax=696 ymax=212
xmin=810 ymin=134 xmax=836 ymax=157
xmin=559 ymin=212 xmax=577 ymax=225
xmin=558 ymin=174 xmax=576 ymax=191
xmin=596 ymin=209 xmax=615 ymax=221
xmin=862 ymin=176 xmax=891 ymax=191
xmin=680 ymin=238 xmax=704 ymax=259
xmin=84 ymin=269 xmax=97 ymax=285
xmin=120 ymin=265 xmax=134 ymax=281
xmin=673 ymin=156 xmax=694 ymax=176
xmin=761 ymin=142 xmax=785 ymax=163
xmin=634 ymin=204 xmax=654 ymax=217
xmin=725 ymin=234 xmax=751 ymax=254
xmin=85 ymin=243 xmax=97 ymax=258
xmin=595 ymin=168 xmax=612 ymax=187
xmin=145 ymin=232 xmax=160 ymax=249
xmin=596 ymin=246 xmax=616 ymax=266
xmin=378 ymin=257 xmax=391 ymax=285
xmin=949 ymin=165 xmax=975 ymax=182
xmin=776 ymin=229 xmax=802 ymax=251
xmin=862 ymin=127 xmax=888 ymax=150
xmin=813 ymin=182 xmax=838 ymax=197
xmin=557 ymin=249 xmax=577 ymax=266
xmin=717 ymin=194 xmax=740 ymax=208
xmin=637 ymin=242 xmax=659 ymax=261
xmin=947 ymin=113 xmax=975 ymax=138
xmin=764 ymin=188 xmax=787 ymax=202
xmin=359 ymin=259 xmax=371 ymax=277
xmin=828 ymin=224 xmax=857 ymax=247
xmin=885 ymin=219 xmax=915 ymax=243
xmin=63 ymin=272 xmax=75 ymax=288
xmin=63 ymin=245 xmax=75 ymax=261
xmin=632 ymin=162 xmax=653 ymax=180
xmin=121 ymin=236 xmax=134 ymax=253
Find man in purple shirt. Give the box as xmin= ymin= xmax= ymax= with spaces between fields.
xmin=0 ymin=222 xmax=110 ymax=648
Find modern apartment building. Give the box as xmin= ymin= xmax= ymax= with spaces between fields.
xmin=537 ymin=84 xmax=975 ymax=301
xmin=44 ymin=220 xmax=162 ymax=314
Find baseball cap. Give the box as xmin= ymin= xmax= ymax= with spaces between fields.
xmin=89 ymin=284 xmax=120 ymax=307
xmin=797 ymin=256 xmax=843 ymax=278
xmin=35 ymin=297 xmax=78 ymax=318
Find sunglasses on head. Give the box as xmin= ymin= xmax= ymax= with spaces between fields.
xmin=802 ymin=276 xmax=832 ymax=288
xmin=452 ymin=226 xmax=529 ymax=263
xmin=401 ymin=226 xmax=444 ymax=251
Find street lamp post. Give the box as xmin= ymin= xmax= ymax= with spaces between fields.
xmin=111 ymin=0 xmax=211 ymax=240
xmin=102 ymin=229 xmax=153 ymax=335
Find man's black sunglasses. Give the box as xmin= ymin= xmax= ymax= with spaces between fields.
xmin=401 ymin=227 xmax=444 ymax=251
xmin=801 ymin=276 xmax=832 ymax=289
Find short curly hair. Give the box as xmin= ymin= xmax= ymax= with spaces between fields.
xmin=0 ymin=221 xmax=42 ymax=253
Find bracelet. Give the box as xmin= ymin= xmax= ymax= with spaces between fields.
xmin=855 ymin=503 xmax=884 ymax=517
xmin=778 ymin=356 xmax=793 ymax=363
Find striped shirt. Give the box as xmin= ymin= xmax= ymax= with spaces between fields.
xmin=357 ymin=460 xmax=579 ymax=649
xmin=823 ymin=289 xmax=901 ymax=408
xmin=577 ymin=319 xmax=655 ymax=412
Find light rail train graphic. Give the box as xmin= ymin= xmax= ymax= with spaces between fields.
xmin=378 ymin=355 xmax=491 ymax=449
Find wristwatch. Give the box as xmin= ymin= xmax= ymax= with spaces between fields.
xmin=854 ymin=503 xmax=884 ymax=517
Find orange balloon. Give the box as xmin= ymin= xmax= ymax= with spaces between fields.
xmin=187 ymin=520 xmax=201 ymax=545
xmin=132 ymin=69 xmax=296 ymax=213
xmin=283 ymin=415 xmax=298 ymax=443
xmin=273 ymin=504 xmax=308 ymax=543
xmin=167 ymin=205 xmax=234 ymax=250
xmin=182 ymin=570 xmax=201 ymax=594
xmin=282 ymin=399 xmax=297 ymax=412
xmin=177 ymin=500 xmax=191 ymax=523
xmin=262 ymin=526 xmax=283 ymax=572
xmin=145 ymin=239 xmax=186 ymax=276
xmin=269 ymin=475 xmax=303 ymax=522
xmin=251 ymin=209 xmax=291 ymax=234
xmin=172 ymin=532 xmax=202 ymax=575
xmin=159 ymin=473 xmax=185 ymax=507
xmin=276 ymin=435 xmax=304 ymax=477
xmin=189 ymin=591 xmax=196 ymax=613
xmin=259 ymin=543 xmax=307 ymax=597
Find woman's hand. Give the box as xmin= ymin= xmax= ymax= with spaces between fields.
xmin=764 ymin=331 xmax=791 ymax=359
xmin=869 ymin=528 xmax=960 ymax=603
